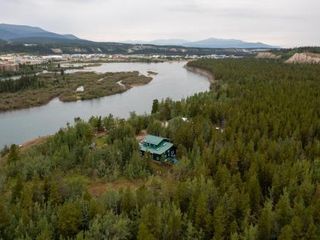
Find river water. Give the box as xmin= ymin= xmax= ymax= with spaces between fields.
xmin=0 ymin=61 xmax=210 ymax=148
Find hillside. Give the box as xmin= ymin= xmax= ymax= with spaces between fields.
xmin=1 ymin=58 xmax=320 ymax=239
xmin=286 ymin=52 xmax=320 ymax=64
xmin=256 ymin=52 xmax=281 ymax=59
xmin=0 ymin=23 xmax=78 ymax=41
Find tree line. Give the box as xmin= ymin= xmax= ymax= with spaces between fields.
xmin=0 ymin=75 xmax=44 ymax=93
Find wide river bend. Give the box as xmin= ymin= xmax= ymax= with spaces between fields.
xmin=0 ymin=61 xmax=210 ymax=148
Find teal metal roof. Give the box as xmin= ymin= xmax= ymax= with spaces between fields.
xmin=140 ymin=137 xmax=173 ymax=155
xmin=143 ymin=135 xmax=168 ymax=146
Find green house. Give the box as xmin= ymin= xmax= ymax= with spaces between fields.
xmin=139 ymin=135 xmax=177 ymax=164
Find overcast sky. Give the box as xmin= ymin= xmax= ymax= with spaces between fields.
xmin=0 ymin=0 xmax=319 ymax=47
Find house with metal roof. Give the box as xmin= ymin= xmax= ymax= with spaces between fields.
xmin=139 ymin=134 xmax=177 ymax=164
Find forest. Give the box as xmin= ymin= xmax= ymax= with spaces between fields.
xmin=0 ymin=75 xmax=43 ymax=93
xmin=0 ymin=58 xmax=320 ymax=239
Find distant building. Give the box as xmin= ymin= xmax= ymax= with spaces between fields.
xmin=139 ymin=135 xmax=177 ymax=164
xmin=51 ymin=48 xmax=63 ymax=54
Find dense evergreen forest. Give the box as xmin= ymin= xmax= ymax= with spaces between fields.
xmin=0 ymin=75 xmax=43 ymax=93
xmin=1 ymin=58 xmax=320 ymax=239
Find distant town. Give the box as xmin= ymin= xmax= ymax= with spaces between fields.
xmin=0 ymin=53 xmax=245 ymax=73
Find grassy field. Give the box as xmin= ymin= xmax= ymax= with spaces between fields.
xmin=0 ymin=71 xmax=152 ymax=111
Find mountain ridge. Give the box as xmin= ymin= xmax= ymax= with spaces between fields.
xmin=0 ymin=23 xmax=79 ymax=41
xmin=124 ymin=37 xmax=277 ymax=49
xmin=0 ymin=23 xmax=277 ymax=49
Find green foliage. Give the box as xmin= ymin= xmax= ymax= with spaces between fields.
xmin=82 ymin=212 xmax=132 ymax=239
xmin=1 ymin=58 xmax=320 ymax=239
xmin=0 ymin=200 xmax=10 ymax=238
xmin=0 ymin=144 xmax=9 ymax=157
xmin=57 ymin=201 xmax=82 ymax=237
xmin=0 ymin=75 xmax=43 ymax=93
xmin=6 ymin=144 xmax=20 ymax=172
xmin=89 ymin=116 xmax=104 ymax=132
xmin=151 ymin=99 xmax=159 ymax=114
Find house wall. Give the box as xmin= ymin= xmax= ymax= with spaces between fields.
xmin=140 ymin=142 xmax=176 ymax=162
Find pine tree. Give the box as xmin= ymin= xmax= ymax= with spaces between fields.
xmin=248 ymin=173 xmax=262 ymax=214
xmin=137 ymin=223 xmax=156 ymax=240
xmin=11 ymin=175 xmax=23 ymax=203
xmin=140 ymin=204 xmax=161 ymax=238
xmin=120 ymin=188 xmax=136 ymax=215
xmin=213 ymin=205 xmax=226 ymax=240
xmin=194 ymin=191 xmax=208 ymax=228
xmin=257 ymin=200 xmax=274 ymax=240
xmin=167 ymin=205 xmax=182 ymax=240
xmin=57 ymin=202 xmax=82 ymax=238
xmin=151 ymin=99 xmax=159 ymax=114
xmin=275 ymin=191 xmax=292 ymax=232
xmin=0 ymin=200 xmax=10 ymax=238
xmin=8 ymin=144 xmax=19 ymax=163
xmin=278 ymin=225 xmax=293 ymax=240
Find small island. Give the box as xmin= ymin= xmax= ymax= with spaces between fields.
xmin=0 ymin=71 xmax=152 ymax=112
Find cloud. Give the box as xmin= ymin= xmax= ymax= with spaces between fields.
xmin=165 ymin=0 xmax=211 ymax=13
xmin=0 ymin=0 xmax=319 ymax=47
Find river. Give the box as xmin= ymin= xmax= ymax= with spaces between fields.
xmin=0 ymin=61 xmax=210 ymax=148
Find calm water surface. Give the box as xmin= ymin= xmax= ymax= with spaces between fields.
xmin=0 ymin=61 xmax=210 ymax=148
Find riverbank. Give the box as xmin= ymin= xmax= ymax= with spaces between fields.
xmin=184 ymin=64 xmax=215 ymax=84
xmin=0 ymin=71 xmax=152 ymax=112
xmin=0 ymin=61 xmax=210 ymax=148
